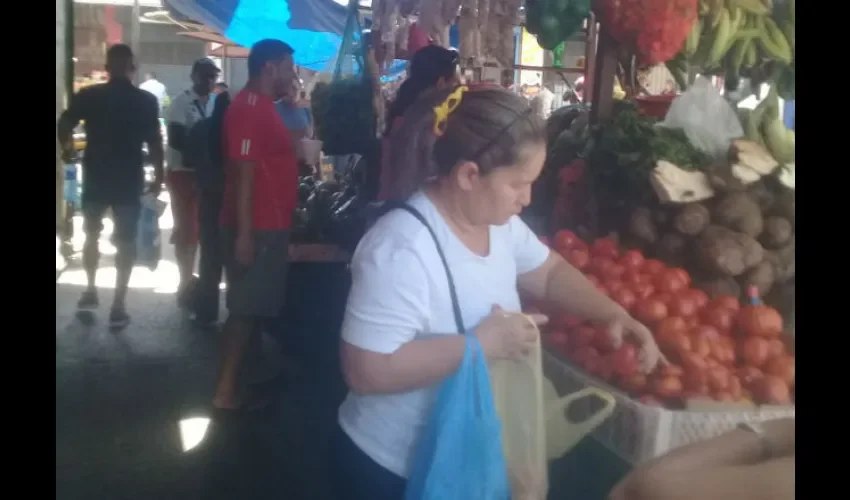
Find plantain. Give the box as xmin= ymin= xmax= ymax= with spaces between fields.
xmin=727 ymin=37 xmax=752 ymax=79
xmin=685 ymin=19 xmax=704 ymax=58
xmin=699 ymin=0 xmax=711 ymax=16
xmin=758 ymin=17 xmax=793 ymax=65
xmin=706 ymin=9 xmax=733 ymax=67
xmin=761 ymin=87 xmax=795 ymax=163
xmin=727 ymin=0 xmax=770 ymax=16
xmin=743 ymin=41 xmax=758 ymax=68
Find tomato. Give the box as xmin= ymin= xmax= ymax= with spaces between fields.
xmin=691 ymin=324 xmax=721 ymax=341
xmin=682 ymin=369 xmax=709 ymax=395
xmin=658 ymin=330 xmax=691 ymax=359
xmin=653 ymin=376 xmax=684 ymax=399
xmin=736 ymin=366 xmax=764 ymax=388
xmin=689 ymin=333 xmax=712 ymax=358
xmin=643 ymin=259 xmax=665 ymax=275
xmin=738 ymin=305 xmax=783 ymax=338
xmin=740 ymin=337 xmax=770 ymax=367
xmin=634 ymin=298 xmax=668 ymax=325
xmin=638 ymin=394 xmax=663 ymax=407
xmin=566 ymin=248 xmax=591 ymax=270
xmin=716 ymin=337 xmax=737 ymax=365
xmin=608 ymin=344 xmax=640 ymax=377
xmin=595 ymin=357 xmax=615 ymax=381
xmin=707 ymin=365 xmax=731 ymax=391
xmin=767 ymin=338 xmax=787 ymax=359
xmin=711 ymin=295 xmax=741 ymax=312
xmin=728 ymin=375 xmax=743 ymax=400
xmin=554 ymin=315 xmax=583 ymax=330
xmin=685 ymin=289 xmax=709 ymax=310
xmin=653 ymin=292 xmax=674 ymax=306
xmin=592 ymin=237 xmax=620 ymax=259
xmin=656 ymin=316 xmax=688 ymax=338
xmin=620 ymin=372 xmax=648 ymax=393
xmin=668 ymin=295 xmax=698 ymax=317
xmin=752 ymin=375 xmax=791 ymax=405
xmin=764 ymin=355 xmax=795 ymax=387
xmin=655 ymin=269 xmax=687 ymax=294
xmin=611 ymin=288 xmax=638 ymax=311
xmin=700 ymin=306 xmax=736 ymax=334
xmin=619 ymin=250 xmax=645 ymax=270
xmin=631 ymin=282 xmax=655 ymax=300
xmin=605 ymin=279 xmax=626 ymax=294
xmin=589 ymin=257 xmax=617 ymax=279
xmin=553 ymin=230 xmax=579 ymax=251
xmin=592 ymin=327 xmax=618 ymax=353
xmin=570 ymin=326 xmax=597 ymax=350
xmin=572 ymin=345 xmax=600 ymax=366
xmin=622 ymin=269 xmax=644 ymax=284
xmin=680 ymin=351 xmax=709 ymax=375
xmin=659 ymin=364 xmax=684 ymax=378
xmin=669 ymin=267 xmax=691 ymax=287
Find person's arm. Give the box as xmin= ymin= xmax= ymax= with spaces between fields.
xmin=224 ymin=107 xmax=260 ymax=237
xmin=340 ymin=241 xmax=468 ymax=395
xmin=57 ymin=89 xmax=89 ymax=157
xmin=166 ymin=93 xmax=188 ymax=153
xmin=141 ymin=93 xmax=164 ymax=190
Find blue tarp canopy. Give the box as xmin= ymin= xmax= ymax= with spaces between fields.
xmin=165 ymin=0 xmax=408 ymax=77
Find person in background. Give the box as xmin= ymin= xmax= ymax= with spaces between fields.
xmin=166 ymin=58 xmax=220 ymax=307
xmin=330 ymin=85 xmax=663 ymax=498
xmin=378 ymin=45 xmax=460 ymax=201
xmin=193 ymin=90 xmax=231 ymax=328
xmin=609 ymin=418 xmax=794 ymax=500
xmin=276 ymin=80 xmax=313 ymax=141
xmin=214 ymin=82 xmax=229 ymax=95
xmin=213 ymin=39 xmax=298 ymax=411
xmin=139 ymin=71 xmax=167 ymax=114
xmin=57 ymin=44 xmax=164 ymax=328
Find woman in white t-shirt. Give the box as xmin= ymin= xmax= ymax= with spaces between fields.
xmin=330 ymin=85 xmax=664 ymax=499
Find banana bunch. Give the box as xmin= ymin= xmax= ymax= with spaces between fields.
xmin=742 ymin=84 xmax=794 ymax=163
xmin=684 ymin=0 xmax=794 ymax=95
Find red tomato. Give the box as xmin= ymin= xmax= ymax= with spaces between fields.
xmin=653 ymin=292 xmax=675 ymax=306
xmin=740 ymin=337 xmax=770 ymax=368
xmin=669 ymin=267 xmax=691 ymax=287
xmin=605 ymin=279 xmax=626 ymax=294
xmin=689 ymin=333 xmax=712 ymax=358
xmin=619 ymin=250 xmax=645 ymax=270
xmin=657 ymin=330 xmax=691 ymax=359
xmin=752 ymin=376 xmax=791 ymax=405
xmin=592 ymin=237 xmax=620 ymax=259
xmin=682 ymin=368 xmax=709 ymax=395
xmin=737 ymin=366 xmax=764 ymax=388
xmin=571 ymin=345 xmax=599 ymax=366
xmin=608 ymin=343 xmax=640 ymax=377
xmin=566 ymin=248 xmax=590 ymax=270
xmin=767 ymin=338 xmax=787 ymax=359
xmin=620 ymin=372 xmax=648 ymax=394
xmin=653 ymin=376 xmax=683 ymax=399
xmin=570 ymin=326 xmax=597 ymax=350
xmin=764 ymin=355 xmax=795 ymax=387
xmin=622 ymin=269 xmax=644 ymax=284
xmin=589 ymin=257 xmax=617 ymax=279
xmin=643 ymin=259 xmax=665 ymax=275
xmin=660 ymin=364 xmax=685 ymax=378
xmin=553 ymin=230 xmax=578 ymax=251
xmin=634 ymin=298 xmax=668 ymax=325
xmin=595 ymin=358 xmax=614 ymax=381
xmin=691 ymin=324 xmax=721 ymax=341
xmin=711 ymin=295 xmax=741 ymax=312
xmin=592 ymin=326 xmax=618 ymax=353
xmin=700 ymin=306 xmax=736 ymax=333
xmin=656 ymin=316 xmax=688 ymax=338
xmin=738 ymin=305 xmax=783 ymax=338
xmin=548 ymin=330 xmax=570 ymax=349
xmin=611 ymin=288 xmax=638 ymax=311
xmin=685 ymin=289 xmax=709 ymax=310
xmin=728 ymin=376 xmax=743 ymax=400
xmin=631 ymin=282 xmax=655 ymax=300
xmin=715 ymin=337 xmax=737 ymax=365
xmin=655 ymin=269 xmax=687 ymax=294
xmin=707 ymin=365 xmax=731 ymax=391
xmin=554 ymin=315 xmax=583 ymax=330
xmin=668 ymin=295 xmax=698 ymax=317
xmin=608 ymin=264 xmax=626 ymax=279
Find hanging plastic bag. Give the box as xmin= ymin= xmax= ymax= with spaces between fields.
xmin=136 ymin=193 xmax=165 ymax=270
xmin=660 ymin=76 xmax=744 ymax=160
xmin=490 ymin=317 xmax=617 ymax=500
xmin=405 ymin=335 xmax=511 ymax=500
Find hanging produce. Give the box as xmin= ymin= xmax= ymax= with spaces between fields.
xmin=486 ymin=0 xmax=523 ymax=66
xmin=598 ymin=0 xmax=699 ymax=65
xmin=524 ymin=0 xmax=592 ymax=51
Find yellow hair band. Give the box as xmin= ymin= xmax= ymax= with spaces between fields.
xmin=433 ymin=85 xmax=468 ymax=137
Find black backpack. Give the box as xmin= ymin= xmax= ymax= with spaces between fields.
xmin=185 ymin=97 xmax=230 ymax=190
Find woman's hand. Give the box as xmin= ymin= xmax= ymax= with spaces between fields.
xmin=474 ymin=305 xmax=548 ymax=360
xmin=606 ymin=315 xmax=666 ymax=373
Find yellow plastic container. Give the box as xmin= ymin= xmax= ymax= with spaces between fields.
xmin=490 ymin=314 xmax=616 ymax=499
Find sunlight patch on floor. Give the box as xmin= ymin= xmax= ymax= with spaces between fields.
xmin=178 ymin=417 xmax=211 ymax=452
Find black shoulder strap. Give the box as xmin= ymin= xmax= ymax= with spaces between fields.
xmin=381 ymin=201 xmax=465 ymax=334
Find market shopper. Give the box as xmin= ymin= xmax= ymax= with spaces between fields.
xmin=57 ymin=44 xmax=164 ymax=328
xmin=276 ymin=80 xmax=313 ymax=141
xmin=330 ymin=85 xmax=664 ymax=499
xmin=378 ymin=45 xmax=460 ymax=201
xmin=212 ymin=39 xmax=298 ymax=411
xmin=166 ymin=58 xmax=220 ymax=308
xmin=609 ymin=417 xmax=795 ymax=500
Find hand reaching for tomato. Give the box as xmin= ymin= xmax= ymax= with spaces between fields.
xmin=606 ymin=315 xmax=667 ymax=374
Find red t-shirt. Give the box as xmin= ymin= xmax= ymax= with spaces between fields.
xmin=220 ymin=89 xmax=298 ymax=230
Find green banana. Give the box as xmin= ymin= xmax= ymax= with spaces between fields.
xmin=728 ymin=0 xmax=770 ymax=16
xmin=706 ymin=9 xmax=733 ymax=66
xmin=761 ymin=88 xmax=795 ymax=163
xmin=699 ymin=0 xmax=711 ymax=16
xmin=685 ymin=19 xmax=704 ymax=57
xmin=758 ymin=17 xmax=793 ymax=65
xmin=728 ymin=38 xmax=752 ymax=79
xmin=743 ymin=41 xmax=758 ymax=67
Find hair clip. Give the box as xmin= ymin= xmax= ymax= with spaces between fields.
xmin=433 ymin=85 xmax=469 ymax=137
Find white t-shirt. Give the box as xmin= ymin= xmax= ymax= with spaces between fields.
xmin=338 ymin=191 xmax=550 ymax=478
xmin=139 ymin=78 xmax=167 ymax=110
xmin=166 ymin=89 xmax=216 ymax=172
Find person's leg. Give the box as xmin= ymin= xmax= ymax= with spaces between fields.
xmin=195 ymin=186 xmax=224 ymax=326
xmin=108 ymin=202 xmax=142 ymax=327
xmin=166 ymin=170 xmax=199 ymax=306
xmin=79 ymin=200 xmax=108 ymax=309
xmin=328 ymin=424 xmax=407 ymax=500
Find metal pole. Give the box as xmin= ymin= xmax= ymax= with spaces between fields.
xmin=131 ymin=0 xmax=141 ymax=84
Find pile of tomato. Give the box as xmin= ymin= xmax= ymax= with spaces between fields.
xmin=536 ymin=230 xmax=796 ymax=409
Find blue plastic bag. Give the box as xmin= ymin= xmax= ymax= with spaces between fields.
xmin=136 ymin=194 xmax=164 ymax=271
xmin=405 ymin=336 xmax=511 ymax=500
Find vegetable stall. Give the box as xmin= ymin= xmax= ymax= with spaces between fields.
xmin=526 ymin=0 xmax=795 ymax=494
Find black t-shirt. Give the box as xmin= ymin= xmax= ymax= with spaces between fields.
xmin=61 ymin=78 xmax=161 ymax=203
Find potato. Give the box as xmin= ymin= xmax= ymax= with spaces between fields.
xmin=748 ymin=181 xmax=776 ymax=213
xmin=765 ymin=238 xmax=795 ymax=283
xmin=697 ymin=233 xmax=747 ymax=277
xmin=629 ymin=207 xmax=658 ymax=244
xmin=734 ymin=210 xmax=763 ymax=237
xmin=673 ymin=204 xmax=710 ymax=236
xmin=655 ymin=233 xmax=688 ymax=265
xmin=773 ymin=189 xmax=795 ymax=227
xmin=759 ymin=216 xmax=792 ymax=249
xmin=729 ymin=232 xmax=765 ymax=269
xmin=713 ymin=192 xmax=761 ymax=230
xmin=742 ymin=261 xmax=775 ymax=297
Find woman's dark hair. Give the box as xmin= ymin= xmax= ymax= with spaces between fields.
xmin=385 ymin=85 xmax=546 ymax=200
xmin=385 ymin=45 xmax=459 ymax=136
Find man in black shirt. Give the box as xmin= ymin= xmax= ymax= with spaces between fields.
xmin=58 ymin=44 xmax=164 ymax=328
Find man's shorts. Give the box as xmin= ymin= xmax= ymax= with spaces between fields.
xmin=222 ymin=228 xmax=290 ymax=318
xmin=82 ymin=199 xmax=141 ymax=246
xmin=166 ymin=170 xmax=199 ymax=246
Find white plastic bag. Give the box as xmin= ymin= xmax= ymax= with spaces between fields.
xmin=136 ymin=193 xmax=166 ymax=270
xmin=490 ymin=314 xmax=617 ymax=500
xmin=660 ymin=77 xmax=744 ymax=160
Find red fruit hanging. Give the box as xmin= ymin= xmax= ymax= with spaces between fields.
xmin=598 ymin=0 xmax=698 ymax=64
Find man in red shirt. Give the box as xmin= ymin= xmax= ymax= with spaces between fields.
xmin=213 ymin=39 xmax=298 ymax=410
